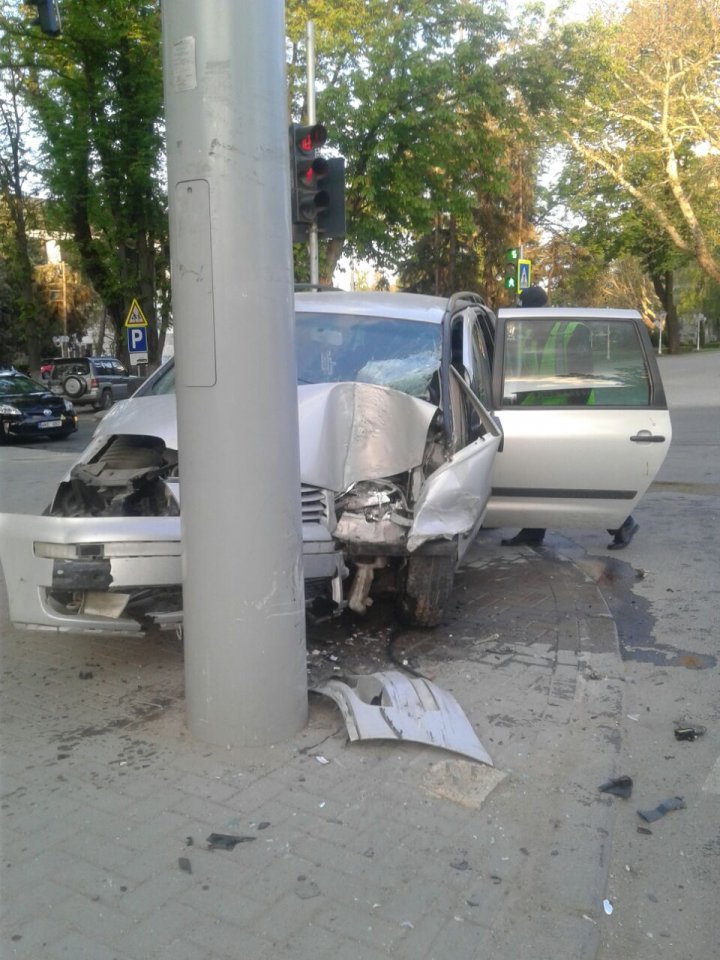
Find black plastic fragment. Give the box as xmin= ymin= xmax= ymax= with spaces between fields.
xmin=599 ymin=775 xmax=633 ymax=799
xmin=178 ymin=857 xmax=192 ymax=874
xmin=674 ymin=725 xmax=706 ymax=741
xmin=637 ymin=796 xmax=685 ymax=823
xmin=206 ymin=832 xmax=256 ymax=850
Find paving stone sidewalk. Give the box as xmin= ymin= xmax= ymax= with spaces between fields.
xmin=1 ymin=535 xmax=627 ymax=960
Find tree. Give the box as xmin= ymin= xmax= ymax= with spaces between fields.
xmin=286 ymin=0 xmax=522 ymax=292
xmin=560 ymin=0 xmax=720 ymax=289
xmin=3 ymin=0 xmax=168 ymax=367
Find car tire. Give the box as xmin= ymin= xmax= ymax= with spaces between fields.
xmin=94 ymin=389 xmax=113 ymax=411
xmin=62 ymin=374 xmax=86 ymax=398
xmin=398 ymin=553 xmax=456 ymax=628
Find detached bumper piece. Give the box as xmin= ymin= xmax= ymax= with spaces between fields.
xmin=312 ymin=670 xmax=493 ymax=765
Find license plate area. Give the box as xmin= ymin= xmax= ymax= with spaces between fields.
xmin=39 ymin=420 xmax=63 ymax=429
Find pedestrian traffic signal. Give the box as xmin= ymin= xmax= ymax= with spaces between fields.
xmin=316 ymin=157 xmax=346 ymax=239
xmin=505 ymin=248 xmax=520 ymax=264
xmin=290 ymin=123 xmax=329 ymax=241
xmin=27 ymin=0 xmax=62 ymax=36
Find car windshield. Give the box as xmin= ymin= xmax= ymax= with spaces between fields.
xmin=295 ymin=312 xmax=442 ymax=399
xmin=0 ymin=374 xmax=46 ymax=397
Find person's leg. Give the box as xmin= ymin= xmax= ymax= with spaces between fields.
xmin=502 ymin=528 xmax=546 ymax=546
xmin=607 ymin=515 xmax=639 ymax=550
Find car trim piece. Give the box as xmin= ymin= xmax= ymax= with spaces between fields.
xmin=491 ymin=487 xmax=637 ymax=500
xmin=312 ymin=671 xmax=493 ymax=765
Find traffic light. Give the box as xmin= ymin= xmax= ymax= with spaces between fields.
xmin=316 ymin=157 xmax=346 ymax=239
xmin=504 ymin=248 xmax=520 ymax=292
xmin=27 ymin=0 xmax=62 ymax=36
xmin=290 ymin=123 xmax=329 ymax=242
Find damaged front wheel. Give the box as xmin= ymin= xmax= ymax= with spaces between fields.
xmin=398 ymin=553 xmax=456 ymax=628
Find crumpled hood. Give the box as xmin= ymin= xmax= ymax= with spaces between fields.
xmin=71 ymin=383 xmax=437 ymax=494
xmin=298 ymin=382 xmax=437 ymax=492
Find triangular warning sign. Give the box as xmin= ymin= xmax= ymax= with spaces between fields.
xmin=125 ymin=299 xmax=148 ymax=327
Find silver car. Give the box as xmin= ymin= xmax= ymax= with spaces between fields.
xmin=0 ymin=293 xmax=671 ymax=633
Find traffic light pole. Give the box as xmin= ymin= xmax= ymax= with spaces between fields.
xmin=161 ymin=1 xmax=308 ymax=745
xmin=306 ymin=21 xmax=319 ymax=285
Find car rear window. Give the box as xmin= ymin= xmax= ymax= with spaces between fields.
xmin=51 ymin=359 xmax=90 ymax=376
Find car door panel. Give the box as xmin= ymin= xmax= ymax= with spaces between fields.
xmin=487 ymin=309 xmax=671 ymax=529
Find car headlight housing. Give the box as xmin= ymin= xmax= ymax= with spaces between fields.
xmin=63 ymin=399 xmax=75 ymax=412
xmin=0 ymin=403 xmax=21 ymax=417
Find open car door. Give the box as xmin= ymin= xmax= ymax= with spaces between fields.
xmin=486 ymin=307 xmax=671 ymax=530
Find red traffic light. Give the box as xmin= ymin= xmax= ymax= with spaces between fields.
xmin=293 ymin=123 xmax=327 ymax=154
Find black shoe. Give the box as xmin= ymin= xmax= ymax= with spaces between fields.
xmin=502 ymin=528 xmax=546 ymax=546
xmin=607 ymin=518 xmax=639 ymax=550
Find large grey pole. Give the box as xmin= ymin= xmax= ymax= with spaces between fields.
xmin=306 ymin=21 xmax=319 ymax=285
xmin=161 ymin=1 xmax=308 ymax=745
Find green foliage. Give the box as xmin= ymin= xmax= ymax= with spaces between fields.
xmin=5 ymin=0 xmax=167 ymax=362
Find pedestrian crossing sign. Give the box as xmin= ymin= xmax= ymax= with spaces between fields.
xmin=518 ymin=260 xmax=532 ymax=291
xmin=124 ymin=299 xmax=148 ymax=327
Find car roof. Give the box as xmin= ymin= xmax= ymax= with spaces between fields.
xmin=499 ymin=306 xmax=642 ymax=320
xmin=294 ymin=290 xmax=449 ymax=324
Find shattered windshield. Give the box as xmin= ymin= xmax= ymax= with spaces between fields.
xmin=295 ymin=312 xmax=442 ymax=400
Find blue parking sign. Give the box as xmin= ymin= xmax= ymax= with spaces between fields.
xmin=128 ymin=326 xmax=148 ymax=354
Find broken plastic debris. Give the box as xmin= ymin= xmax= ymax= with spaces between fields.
xmin=603 ymin=899 xmax=614 ymax=915
xmin=311 ymin=671 xmax=492 ymax=765
xmin=400 ymin=921 xmax=414 ymax=929
xmin=674 ymin=725 xmax=706 ymax=741
xmin=178 ymin=857 xmax=192 ymax=874
xmin=637 ymin=797 xmax=686 ymax=823
xmin=599 ymin=776 xmax=633 ymax=799
xmin=206 ymin=833 xmax=256 ymax=850
xmin=315 ymin=755 xmax=330 ymax=765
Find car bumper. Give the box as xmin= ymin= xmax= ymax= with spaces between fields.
xmin=1 ymin=413 xmax=77 ymax=439
xmin=0 ymin=513 xmax=344 ymax=633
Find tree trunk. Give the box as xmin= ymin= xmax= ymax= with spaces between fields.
xmin=651 ymin=270 xmax=680 ymax=353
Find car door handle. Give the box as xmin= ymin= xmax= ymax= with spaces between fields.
xmin=630 ymin=431 xmax=666 ymax=443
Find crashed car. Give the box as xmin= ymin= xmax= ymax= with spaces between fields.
xmin=0 ymin=293 xmax=671 ymax=633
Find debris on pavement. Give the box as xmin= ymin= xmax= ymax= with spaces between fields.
xmin=311 ymin=670 xmax=493 ymax=765
xmin=603 ymin=899 xmax=614 ymax=915
xmin=599 ymin=775 xmax=634 ymax=799
xmin=206 ymin=833 xmax=256 ymax=850
xmin=294 ymin=877 xmax=321 ymax=900
xmin=637 ymin=797 xmax=686 ymax=823
xmin=178 ymin=857 xmax=192 ymax=874
xmin=674 ymin=725 xmax=706 ymax=741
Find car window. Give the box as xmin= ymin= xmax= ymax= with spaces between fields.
xmin=501 ymin=318 xmax=651 ymax=407
xmin=112 ymin=362 xmax=128 ymax=376
xmin=0 ymin=374 xmax=46 ymax=396
xmin=51 ymin=359 xmax=90 ymax=377
xmin=295 ymin=312 xmax=442 ymax=400
xmin=146 ymin=363 xmax=177 ymax=395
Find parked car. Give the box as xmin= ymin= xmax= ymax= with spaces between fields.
xmin=0 ymin=369 xmax=77 ymax=442
xmin=47 ymin=356 xmax=132 ymax=410
xmin=0 ymin=293 xmax=671 ymax=634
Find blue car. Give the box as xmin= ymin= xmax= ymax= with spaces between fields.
xmin=0 ymin=369 xmax=77 ymax=442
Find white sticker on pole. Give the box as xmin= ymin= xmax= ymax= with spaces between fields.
xmin=172 ymin=37 xmax=197 ymax=92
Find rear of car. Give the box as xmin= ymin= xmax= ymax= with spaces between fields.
xmin=0 ymin=371 xmax=77 ymax=442
xmin=48 ymin=357 xmax=132 ymax=410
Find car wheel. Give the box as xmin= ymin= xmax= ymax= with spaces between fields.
xmin=63 ymin=374 xmax=86 ymax=398
xmin=398 ymin=553 xmax=456 ymax=628
xmin=94 ymin=389 xmax=113 ymax=411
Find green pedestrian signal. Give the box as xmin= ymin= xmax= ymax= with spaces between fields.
xmin=505 ymin=247 xmax=520 ymax=263
xmin=505 ymin=274 xmax=517 ymax=291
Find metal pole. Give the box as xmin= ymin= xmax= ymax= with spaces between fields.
xmin=161 ymin=0 xmax=307 ymax=745
xmin=307 ymin=21 xmax=319 ymax=285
